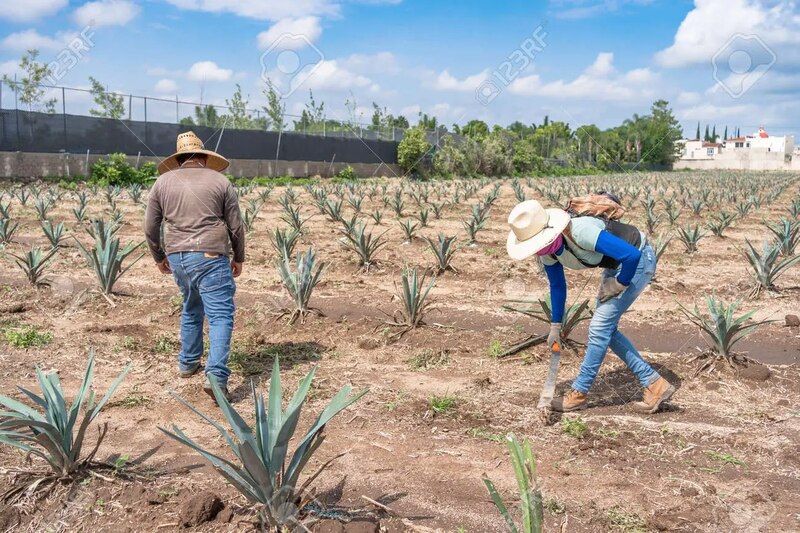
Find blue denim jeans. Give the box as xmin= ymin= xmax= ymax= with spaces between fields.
xmin=167 ymin=252 xmax=235 ymax=387
xmin=572 ymin=244 xmax=660 ymax=393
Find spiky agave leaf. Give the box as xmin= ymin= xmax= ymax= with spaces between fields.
xmin=503 ymin=298 xmax=592 ymax=340
xmin=765 ymin=217 xmax=799 ymax=256
xmin=679 ymin=297 xmax=773 ymax=368
xmin=483 ymin=434 xmax=543 ymax=533
xmin=398 ymin=219 xmax=418 ymax=243
xmin=268 ymin=227 xmax=300 ymax=260
xmin=742 ymin=239 xmax=800 ymax=297
xmin=424 ymin=233 xmax=459 ymax=274
xmin=341 ymin=224 xmax=389 ymax=272
xmin=0 ymin=217 xmax=19 ymax=244
xmin=677 ymin=224 xmax=705 ymax=254
xmin=8 ymin=246 xmax=58 ymax=285
xmin=159 ymin=357 xmax=366 ymax=528
xmin=0 ymin=349 xmax=130 ymax=476
xmin=275 ymin=248 xmax=325 ymax=324
xmin=41 ymin=220 xmax=66 ymax=249
xmin=74 ymin=218 xmax=144 ymax=295
xmin=387 ymin=266 xmax=436 ymax=332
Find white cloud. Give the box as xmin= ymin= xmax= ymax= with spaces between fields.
xmin=164 ymin=0 xmax=339 ymax=21
xmin=257 ymin=17 xmax=322 ymax=50
xmin=187 ymin=61 xmax=233 ymax=81
xmin=0 ymin=60 xmax=23 ymax=78
xmin=302 ymin=59 xmax=374 ymax=91
xmin=655 ymin=0 xmax=800 ymax=68
xmin=0 ymin=0 xmax=67 ymax=22
xmin=155 ymin=79 xmax=179 ymax=93
xmin=429 ymin=69 xmax=490 ymax=92
xmin=74 ymin=0 xmax=141 ymax=28
xmin=509 ymin=52 xmax=657 ymax=101
xmin=339 ymin=52 xmax=400 ymax=75
xmin=1 ymin=30 xmax=76 ymax=52
xmin=146 ymin=66 xmax=170 ymax=76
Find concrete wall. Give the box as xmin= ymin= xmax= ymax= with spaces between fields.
xmin=673 ymin=149 xmax=794 ymax=171
xmin=0 ymin=151 xmax=402 ymax=180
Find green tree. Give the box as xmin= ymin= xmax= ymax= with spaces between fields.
xmin=643 ymin=99 xmax=683 ymax=165
xmin=461 ymin=119 xmax=489 ymax=139
xmin=398 ymin=127 xmax=431 ymax=175
xmin=262 ymin=80 xmax=285 ymax=131
xmin=88 ymin=76 xmax=125 ymax=119
xmin=704 ymin=124 xmax=710 ymax=142
xmin=2 ymin=50 xmax=56 ymax=113
xmin=225 ymin=84 xmax=266 ymax=130
xmin=695 ymin=122 xmax=701 ymax=140
xmin=417 ymin=112 xmax=438 ymax=130
xmin=723 ymin=125 xmax=728 ymax=140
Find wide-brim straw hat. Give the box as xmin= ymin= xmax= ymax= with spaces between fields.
xmin=157 ymin=131 xmax=230 ymax=175
xmin=506 ymin=200 xmax=571 ymax=260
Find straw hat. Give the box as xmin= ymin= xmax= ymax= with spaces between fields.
xmin=506 ymin=200 xmax=571 ymax=260
xmin=158 ymin=131 xmax=230 ymax=175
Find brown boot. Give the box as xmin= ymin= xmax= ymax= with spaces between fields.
xmin=551 ymin=389 xmax=588 ymax=412
xmin=633 ymin=377 xmax=675 ymax=414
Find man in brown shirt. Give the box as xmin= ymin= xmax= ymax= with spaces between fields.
xmin=144 ymin=132 xmax=244 ymax=403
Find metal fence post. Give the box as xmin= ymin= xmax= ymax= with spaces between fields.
xmin=128 ymin=94 xmax=132 ymax=120
xmin=144 ymin=96 xmax=148 ymax=147
xmin=14 ymin=75 xmax=20 ymax=151
xmin=62 ymin=87 xmax=67 ymax=151
xmin=175 ymin=95 xmax=179 ymax=123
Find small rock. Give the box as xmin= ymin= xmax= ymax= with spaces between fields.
xmin=785 ymin=314 xmax=800 ymax=327
xmin=216 ymin=507 xmax=234 ymax=523
xmin=179 ymin=491 xmax=223 ymax=527
xmin=315 ymin=519 xmax=345 ymax=533
xmin=343 ymin=520 xmax=379 ymax=533
xmin=680 ymin=487 xmax=699 ymax=498
xmin=358 ymin=337 xmax=381 ymax=350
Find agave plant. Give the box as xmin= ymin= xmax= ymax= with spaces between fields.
xmin=275 ymin=248 xmax=325 ymax=324
xmin=679 ymin=297 xmax=773 ymax=372
xmin=8 ymin=246 xmax=58 ymax=285
xmin=161 ymin=358 xmax=365 ymax=529
xmin=73 ymin=205 xmax=88 ymax=223
xmin=416 ymin=208 xmax=430 ymax=228
xmin=429 ymin=202 xmax=445 ymax=220
xmin=242 ymin=208 xmax=259 ymax=233
xmin=735 ymin=200 xmax=752 ymax=217
xmin=665 ymin=205 xmax=682 ymax=225
xmin=15 ymin=188 xmax=30 ymax=206
xmin=786 ymin=198 xmax=800 ymax=219
xmin=41 ymin=220 xmax=66 ymax=249
xmin=424 ymin=233 xmax=458 ymax=275
xmin=383 ymin=266 xmax=435 ymax=336
xmin=34 ymin=197 xmax=52 ymax=221
xmin=268 ymin=228 xmax=300 ymax=260
xmin=341 ymin=224 xmax=389 ymax=272
xmin=280 ymin=204 xmax=311 ymax=234
xmin=0 ymin=217 xmax=19 ymax=245
xmin=483 ymin=434 xmax=543 ymax=533
xmin=653 ymin=233 xmax=672 ymax=262
xmin=0 ymin=200 xmax=10 ymax=219
xmin=390 ymin=195 xmax=405 ymax=218
xmin=706 ymin=212 xmax=736 ymax=238
xmin=677 ymin=224 xmax=705 ymax=254
xmin=369 ymin=209 xmax=383 ymax=225
xmin=644 ymin=208 xmax=662 ymax=235
xmin=75 ymin=218 xmax=145 ymax=296
xmin=127 ymin=183 xmax=144 ymax=204
xmin=399 ymin=219 xmax=419 ymax=243
xmin=742 ymin=239 xmax=800 ymax=297
xmin=321 ymin=198 xmax=343 ymax=222
xmin=503 ymin=297 xmax=592 ymax=343
xmin=0 ymin=350 xmax=130 ymax=479
xmin=766 ymin=217 xmax=799 ymax=256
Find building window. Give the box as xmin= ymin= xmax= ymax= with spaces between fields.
xmin=707 ymin=148 xmax=714 ymax=156
xmin=735 ymin=142 xmax=744 ymax=148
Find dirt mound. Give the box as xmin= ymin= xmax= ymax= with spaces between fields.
xmin=179 ymin=491 xmax=224 ymax=527
xmin=737 ymin=363 xmax=771 ymax=382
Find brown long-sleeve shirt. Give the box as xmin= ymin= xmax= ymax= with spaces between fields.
xmin=144 ymin=167 xmax=245 ymax=263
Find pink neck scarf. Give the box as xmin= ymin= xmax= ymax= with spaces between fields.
xmin=536 ymin=234 xmax=564 ymax=257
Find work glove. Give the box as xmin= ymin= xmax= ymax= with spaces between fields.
xmin=547 ymin=322 xmax=562 ymax=349
xmin=598 ymin=277 xmax=627 ymax=303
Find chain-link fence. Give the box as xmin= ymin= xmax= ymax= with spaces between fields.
xmin=0 ymin=80 xmax=430 ymax=142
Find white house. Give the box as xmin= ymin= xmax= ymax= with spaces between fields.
xmin=676 ymin=126 xmax=797 ymax=170
xmin=679 ymin=139 xmax=722 ymax=160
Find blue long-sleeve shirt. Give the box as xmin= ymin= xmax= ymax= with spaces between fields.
xmin=543 ymin=224 xmax=642 ymax=323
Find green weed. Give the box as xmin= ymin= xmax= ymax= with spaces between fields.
xmin=407 ymin=349 xmax=451 ymax=371
xmin=3 ymin=325 xmax=53 ymax=348
xmin=486 ymin=339 xmax=503 ymax=358
xmin=606 ymin=506 xmax=647 ymax=533
xmin=430 ymin=392 xmax=457 ymax=414
xmin=562 ymin=415 xmax=588 ymax=439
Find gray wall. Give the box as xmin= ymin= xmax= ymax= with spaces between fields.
xmin=0 ymin=151 xmax=402 ymax=180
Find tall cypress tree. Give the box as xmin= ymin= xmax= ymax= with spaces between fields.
xmin=712 ymin=125 xmax=716 ymax=141
xmin=704 ymin=124 xmax=710 ymax=141
xmin=723 ymin=125 xmax=728 ymax=140
xmin=696 ymin=122 xmax=701 ymax=140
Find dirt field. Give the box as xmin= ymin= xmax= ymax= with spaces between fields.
xmin=1 ymin=172 xmax=799 ymax=532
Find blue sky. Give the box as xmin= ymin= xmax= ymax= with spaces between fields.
xmin=1 ymin=0 xmax=799 ymax=138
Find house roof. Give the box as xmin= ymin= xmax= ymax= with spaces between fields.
xmin=725 ymin=137 xmax=748 ymax=142
xmin=702 ymin=142 xmax=722 ymax=148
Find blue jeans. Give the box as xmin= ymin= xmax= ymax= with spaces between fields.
xmin=572 ymin=244 xmax=660 ymax=393
xmin=167 ymin=252 xmax=236 ymax=387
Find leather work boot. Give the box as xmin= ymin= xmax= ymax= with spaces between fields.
xmin=551 ymin=389 xmax=588 ymax=412
xmin=633 ymin=377 xmax=676 ymax=414
xmin=203 ymin=376 xmax=232 ymax=404
xmin=179 ymin=362 xmax=201 ymax=378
